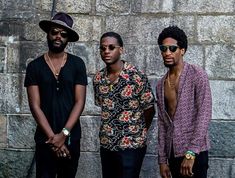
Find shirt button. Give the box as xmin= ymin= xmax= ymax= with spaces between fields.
xmin=57 ymin=81 xmax=59 ymax=83
xmin=56 ymin=88 xmax=59 ymax=91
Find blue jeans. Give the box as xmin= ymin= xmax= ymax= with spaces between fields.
xmin=35 ymin=141 xmax=80 ymax=178
xmin=169 ymin=150 xmax=209 ymax=178
xmin=100 ymin=146 xmax=147 ymax=178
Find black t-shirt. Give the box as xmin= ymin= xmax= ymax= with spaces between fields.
xmin=24 ymin=53 xmax=87 ymax=144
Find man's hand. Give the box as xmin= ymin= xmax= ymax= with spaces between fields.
xmin=160 ymin=163 xmax=171 ymax=178
xmin=55 ymin=144 xmax=71 ymax=159
xmin=180 ymin=158 xmax=195 ymax=177
xmin=46 ymin=132 xmax=66 ymax=151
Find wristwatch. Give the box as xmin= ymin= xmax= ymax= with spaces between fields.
xmin=62 ymin=128 xmax=70 ymax=136
xmin=185 ymin=150 xmax=196 ymax=160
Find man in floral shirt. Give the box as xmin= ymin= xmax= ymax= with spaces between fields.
xmin=93 ymin=32 xmax=155 ymax=178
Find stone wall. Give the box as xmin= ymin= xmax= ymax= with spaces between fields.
xmin=0 ymin=0 xmax=234 ymax=177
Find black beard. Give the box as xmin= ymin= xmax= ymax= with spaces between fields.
xmin=164 ymin=61 xmax=176 ymax=68
xmin=164 ymin=63 xmax=174 ymax=68
xmin=47 ymin=37 xmax=68 ymax=53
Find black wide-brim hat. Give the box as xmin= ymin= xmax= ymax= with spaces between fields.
xmin=39 ymin=12 xmax=79 ymax=42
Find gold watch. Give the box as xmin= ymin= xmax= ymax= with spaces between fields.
xmin=185 ymin=153 xmax=195 ymax=160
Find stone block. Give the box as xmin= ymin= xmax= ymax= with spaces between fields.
xmin=149 ymin=77 xmax=160 ymax=98
xmin=8 ymin=115 xmax=36 ymax=149
xmin=198 ymin=16 xmax=235 ymax=43
xmin=140 ymin=154 xmax=159 ymax=178
xmin=0 ymin=47 xmax=6 ymax=73
xmin=176 ymin=0 xmax=235 ymax=13
xmin=0 ymin=149 xmax=35 ymax=178
xmin=106 ymin=16 xmax=196 ymax=45
xmin=146 ymin=119 xmax=158 ymax=155
xmin=80 ymin=116 xmax=100 ymax=152
xmin=209 ymin=121 xmax=235 ymax=157
xmin=115 ymin=16 xmax=171 ymax=45
xmin=66 ymin=43 xmax=97 ymax=75
xmin=83 ymin=76 xmax=101 ymax=115
xmin=2 ymin=0 xmax=34 ymax=11
xmin=208 ymin=158 xmax=235 ymax=178
xmin=0 ymin=74 xmax=30 ymax=114
xmin=105 ymin=15 xmax=130 ymax=42
xmin=0 ymin=115 xmax=7 ymax=148
xmin=210 ymin=80 xmax=235 ymax=120
xmin=0 ymin=21 xmax=24 ymax=37
xmin=169 ymin=16 xmax=195 ymax=43
xmin=23 ymin=20 xmax=47 ymax=42
xmin=123 ymin=44 xmax=165 ymax=76
xmin=6 ymin=42 xmax=20 ymax=73
xmin=7 ymin=42 xmax=47 ymax=73
xmin=184 ymin=45 xmax=204 ymax=68
xmin=73 ymin=15 xmax=102 ymax=42
xmin=0 ymin=0 xmax=35 ymax=20
xmin=40 ymin=0 xmax=53 ymax=11
xmin=0 ymin=74 xmax=7 ymax=112
xmin=56 ymin=0 xmax=92 ymax=13
xmin=205 ymin=44 xmax=235 ymax=79
xmin=96 ymin=0 xmax=130 ymax=14
xmin=132 ymin=0 xmax=174 ymax=13
xmin=76 ymin=152 xmax=102 ymax=178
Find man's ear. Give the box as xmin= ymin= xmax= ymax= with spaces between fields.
xmin=181 ymin=48 xmax=185 ymax=56
xmin=120 ymin=47 xmax=124 ymax=54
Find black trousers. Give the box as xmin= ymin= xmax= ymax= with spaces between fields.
xmin=169 ymin=150 xmax=209 ymax=178
xmin=35 ymin=141 xmax=80 ymax=178
xmin=100 ymin=146 xmax=147 ymax=178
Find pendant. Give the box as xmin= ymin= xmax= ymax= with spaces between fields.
xmin=55 ymin=73 xmax=59 ymax=76
xmin=110 ymin=84 xmax=113 ymax=91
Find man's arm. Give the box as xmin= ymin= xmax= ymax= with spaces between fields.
xmin=64 ymin=84 xmax=86 ymax=130
xmin=47 ymin=84 xmax=86 ymax=148
xmin=188 ymin=71 xmax=212 ymax=153
xmin=27 ymin=85 xmax=54 ymax=139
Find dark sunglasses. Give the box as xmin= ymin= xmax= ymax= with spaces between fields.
xmin=159 ymin=45 xmax=179 ymax=53
xmin=50 ymin=28 xmax=68 ymax=38
xmin=99 ymin=45 xmax=121 ymax=51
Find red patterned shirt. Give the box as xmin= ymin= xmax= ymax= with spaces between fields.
xmin=93 ymin=61 xmax=155 ymax=151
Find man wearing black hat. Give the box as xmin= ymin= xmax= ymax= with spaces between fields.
xmin=24 ymin=12 xmax=87 ymax=178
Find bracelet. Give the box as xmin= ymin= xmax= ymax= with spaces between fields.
xmin=62 ymin=127 xmax=70 ymax=136
xmin=186 ymin=150 xmax=195 ymax=156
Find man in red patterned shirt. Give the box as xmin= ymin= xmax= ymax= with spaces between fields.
xmin=93 ymin=32 xmax=155 ymax=178
xmin=156 ymin=26 xmax=212 ymax=178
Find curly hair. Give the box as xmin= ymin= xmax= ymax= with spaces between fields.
xmin=158 ymin=26 xmax=188 ymax=52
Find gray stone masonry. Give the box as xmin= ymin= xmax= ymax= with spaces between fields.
xmin=0 ymin=0 xmax=234 ymax=177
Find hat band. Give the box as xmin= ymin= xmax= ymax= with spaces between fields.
xmin=51 ymin=20 xmax=73 ymax=28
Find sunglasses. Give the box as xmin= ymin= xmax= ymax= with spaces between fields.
xmin=50 ymin=28 xmax=68 ymax=38
xmin=159 ymin=45 xmax=179 ymax=53
xmin=99 ymin=45 xmax=121 ymax=51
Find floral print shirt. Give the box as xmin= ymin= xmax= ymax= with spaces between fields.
xmin=93 ymin=61 xmax=155 ymax=151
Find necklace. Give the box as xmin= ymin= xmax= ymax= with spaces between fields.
xmin=46 ymin=52 xmax=66 ymax=77
xmin=167 ymin=71 xmax=182 ymax=89
xmin=108 ymin=73 xmax=120 ymax=91
xmin=107 ymin=61 xmax=124 ymax=91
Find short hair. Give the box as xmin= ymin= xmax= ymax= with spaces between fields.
xmin=158 ymin=26 xmax=188 ymax=52
xmin=100 ymin=32 xmax=123 ymax=47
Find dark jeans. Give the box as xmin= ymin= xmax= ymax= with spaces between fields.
xmin=100 ymin=146 xmax=147 ymax=178
xmin=169 ymin=150 xmax=209 ymax=178
xmin=35 ymin=141 xmax=80 ymax=178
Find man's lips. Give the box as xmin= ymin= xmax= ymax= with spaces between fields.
xmin=53 ymin=40 xmax=62 ymax=46
xmin=164 ymin=58 xmax=174 ymax=62
xmin=103 ymin=56 xmax=111 ymax=60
